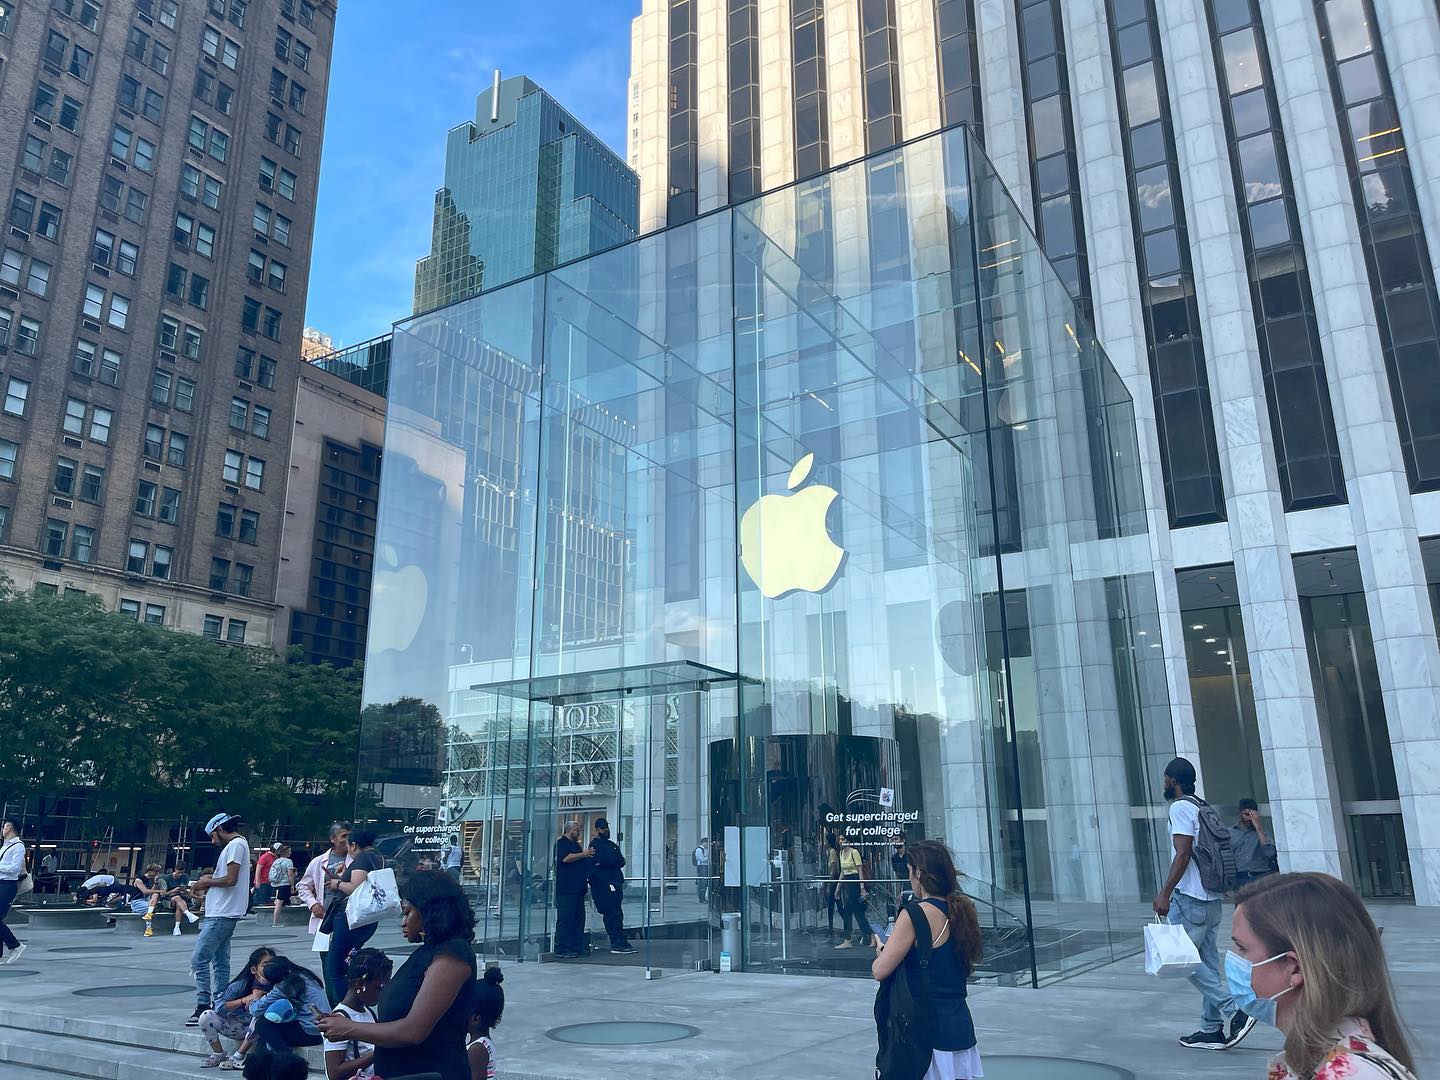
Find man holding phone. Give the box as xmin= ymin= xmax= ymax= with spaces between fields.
xmin=1228 ymin=798 xmax=1278 ymax=888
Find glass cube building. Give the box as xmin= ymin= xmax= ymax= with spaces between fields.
xmin=358 ymin=126 xmax=1177 ymax=985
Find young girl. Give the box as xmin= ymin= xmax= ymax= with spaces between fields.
xmin=322 ymin=948 xmax=391 ymax=1080
xmin=1231 ymin=872 xmax=1417 ymax=1079
xmin=467 ymin=967 xmax=504 ymax=1080
xmin=199 ymin=946 xmax=275 ymax=1070
xmin=250 ymin=956 xmax=330 ymax=1055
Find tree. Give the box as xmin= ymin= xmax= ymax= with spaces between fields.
xmin=0 ymin=574 xmax=362 ymax=839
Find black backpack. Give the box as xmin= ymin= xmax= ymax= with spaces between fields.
xmin=873 ymin=900 xmax=937 ymax=1080
xmin=1183 ymin=796 xmax=1238 ymax=894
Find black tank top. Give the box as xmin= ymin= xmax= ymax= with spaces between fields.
xmin=908 ymin=898 xmax=976 ymax=1052
xmin=374 ymin=938 xmax=477 ymax=1080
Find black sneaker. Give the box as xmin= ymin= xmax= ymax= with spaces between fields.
xmin=1178 ymin=1029 xmax=1228 ymax=1050
xmin=186 ymin=1005 xmax=205 ymax=1027
xmin=610 ymin=944 xmax=637 ymax=955
xmin=1225 ymin=1011 xmax=1257 ymax=1048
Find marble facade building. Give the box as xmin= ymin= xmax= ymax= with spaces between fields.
xmin=627 ymin=0 xmax=1440 ymax=905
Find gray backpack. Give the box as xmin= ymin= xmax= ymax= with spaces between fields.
xmin=1183 ymin=796 xmax=1237 ymax=894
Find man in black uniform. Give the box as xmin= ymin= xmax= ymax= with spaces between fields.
xmin=588 ymin=818 xmax=635 ymax=955
xmin=553 ymin=820 xmax=591 ymax=958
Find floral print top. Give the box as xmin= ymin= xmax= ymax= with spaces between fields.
xmin=1268 ymin=1018 xmax=1416 ymax=1080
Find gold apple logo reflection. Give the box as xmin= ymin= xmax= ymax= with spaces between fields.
xmin=739 ymin=453 xmax=846 ymax=599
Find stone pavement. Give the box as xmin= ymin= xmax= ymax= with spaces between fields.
xmin=0 ymin=903 xmax=1434 ymax=1079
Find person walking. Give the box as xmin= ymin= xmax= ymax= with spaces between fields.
xmin=833 ymin=831 xmax=869 ymax=950
xmin=1230 ymin=872 xmax=1417 ymax=1079
xmin=188 ymin=812 xmax=253 ymax=1028
xmin=1229 ymin=798 xmax=1279 ymax=889
xmin=324 ymin=830 xmax=384 ymax=1005
xmin=588 ymin=819 xmax=634 ymax=955
xmin=298 ymin=823 xmax=351 ymax=1003
xmin=822 ymin=831 xmax=840 ymax=941
xmin=872 ymin=840 xmax=983 ymax=1079
xmin=0 ymin=818 xmax=29 ymax=966
xmin=552 ymin=820 xmax=591 ymax=959
xmin=1153 ymin=757 xmax=1254 ymax=1051
xmin=318 ymin=871 xmax=478 ymax=1080
xmin=269 ymin=845 xmax=295 ymax=927
xmin=444 ymin=835 xmax=463 ymax=882
xmin=253 ymin=843 xmax=280 ymax=908
xmin=693 ymin=836 xmax=710 ymax=904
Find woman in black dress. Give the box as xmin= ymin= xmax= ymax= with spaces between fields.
xmin=317 ymin=870 xmax=476 ymax=1080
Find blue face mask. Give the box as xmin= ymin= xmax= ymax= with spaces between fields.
xmin=1224 ymin=950 xmax=1295 ymax=1026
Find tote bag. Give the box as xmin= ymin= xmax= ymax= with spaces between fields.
xmin=345 ymin=866 xmax=400 ymax=929
xmin=1144 ymin=917 xmax=1202 ymax=978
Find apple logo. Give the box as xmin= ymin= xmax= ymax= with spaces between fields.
xmin=369 ymin=543 xmax=428 ymax=654
xmin=739 ymin=453 xmax=846 ymax=599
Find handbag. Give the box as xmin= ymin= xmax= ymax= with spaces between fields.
xmin=873 ymin=900 xmax=937 ymax=1080
xmin=345 ymin=866 xmax=400 ymax=929
xmin=1144 ymin=916 xmax=1203 ymax=977
xmin=318 ymin=894 xmax=346 ymax=935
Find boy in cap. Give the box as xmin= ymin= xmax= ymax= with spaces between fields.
xmin=186 ymin=812 xmax=252 ymax=1027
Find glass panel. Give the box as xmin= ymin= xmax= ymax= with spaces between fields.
xmin=358 ymin=127 xmax=1171 ymax=986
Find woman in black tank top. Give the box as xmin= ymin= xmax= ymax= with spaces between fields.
xmin=871 ymin=840 xmax=983 ymax=1078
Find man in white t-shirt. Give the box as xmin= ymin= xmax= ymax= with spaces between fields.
xmin=1152 ymin=757 xmax=1254 ymax=1052
xmin=186 ymin=812 xmax=252 ymax=1027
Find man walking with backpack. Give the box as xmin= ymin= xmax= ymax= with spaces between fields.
xmin=1152 ymin=757 xmax=1255 ymax=1051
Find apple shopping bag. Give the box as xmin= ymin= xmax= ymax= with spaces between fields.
xmin=1144 ymin=917 xmax=1202 ymax=978
xmin=345 ymin=867 xmax=401 ymax=929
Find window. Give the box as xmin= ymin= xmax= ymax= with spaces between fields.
xmin=269 ymin=67 xmax=286 ymax=100
xmin=99 ymin=349 xmax=122 ymax=386
xmin=234 ymin=563 xmax=253 ymax=596
xmin=294 ymin=40 xmax=310 ymax=72
xmin=166 ymin=262 xmax=187 ymax=299
xmin=235 ymin=346 xmax=255 ymax=379
xmin=203 ymin=614 xmax=223 ymax=640
xmin=187 ymin=116 xmax=207 ymax=153
xmin=80 ymin=465 xmax=103 ymax=503
xmin=33 ymin=82 xmax=58 ymax=122
xmin=73 ymin=339 xmax=97 ymax=378
xmin=174 ymin=377 xmax=195 ymax=412
xmin=210 ymin=557 xmax=230 ymax=591
xmin=0 ymin=247 xmax=21 ymax=286
xmin=228 ymin=0 xmax=245 ymax=28
xmin=8 ymin=190 xmax=34 ymax=231
xmin=251 ymin=406 xmax=271 ymax=439
xmin=145 ymin=603 xmax=165 ymax=624
xmin=229 ymin=396 xmax=248 ymax=429
xmin=4 ymin=377 xmax=29 ymax=417
xmin=15 ymin=318 xmax=40 ymax=356
xmin=58 ymin=96 xmax=82 ymax=133
xmin=0 ymin=308 xmax=10 ymax=350
xmin=112 ymin=124 xmax=134 ymax=161
xmin=62 ymin=398 xmax=86 ymax=435
xmin=100 ymin=175 xmax=123 ymax=213
xmin=43 ymin=30 xmax=67 ymax=68
xmin=226 ymin=619 xmax=246 ymax=644
xmin=151 ymin=545 xmax=172 ymax=580
xmin=47 ymin=146 xmax=73 ymax=185
xmin=83 ymin=284 xmax=104 ymax=319
xmin=149 ymin=41 xmax=171 ymax=76
xmin=128 ymin=27 xmax=149 ymax=63
xmin=151 ymin=368 xmax=172 ymax=405
xmin=209 ymin=127 xmax=229 ymax=163
xmin=203 ymin=25 xmax=240 ymax=69
xmin=299 ymin=0 xmax=314 ymax=28
xmin=21 ymin=136 xmax=45 ymax=173
xmin=135 ymin=480 xmax=157 ymax=516
xmin=37 ymin=202 xmax=62 ymax=240
xmin=288 ymin=81 xmax=307 ymax=113
xmin=109 ymin=294 xmax=130 ymax=330
xmin=267 ymin=260 xmax=286 ymax=292
xmin=141 ymin=87 xmax=163 ymax=125
xmin=70 ymin=525 xmax=94 ymax=564
xmin=239 ymin=509 xmax=259 ymax=544
xmin=242 ymin=297 xmax=260 ymax=333
xmin=258 ymin=356 xmax=276 ymax=388
xmin=173 ymin=213 xmax=194 ymax=250
xmin=26 ymin=259 xmax=51 ymax=297
xmin=159 ymin=487 xmax=180 ymax=524
xmin=69 ymin=44 xmax=93 ymax=82
xmin=247 ymin=250 xmax=264 ymax=284
xmin=0 ymin=439 xmax=16 ymax=479
xmin=259 ymin=157 xmax=278 ymax=193
xmin=216 ymin=502 xmax=237 ymax=537
xmin=263 ymin=307 xmax=282 ymax=340
xmin=265 ymin=111 xmax=282 ymax=144
xmin=43 ymin=520 xmax=67 ymax=558
xmin=53 ymin=458 xmax=76 ymax=495
xmin=223 ymin=449 xmax=242 ymax=483
xmin=90 ymin=406 xmax=112 ymax=443
xmin=182 ymin=325 xmax=203 ymax=361
xmin=244 ymin=457 xmax=264 ymax=490
xmin=167 ymin=431 xmax=188 ymax=468
xmin=0 ymin=2 xmax=12 ymax=35
xmin=124 ymin=187 xmax=147 ymax=225
xmin=158 ymin=316 xmax=180 ymax=351
xmin=145 ymin=424 xmax=164 ymax=459
xmin=283 ymin=125 xmax=301 ymax=156
xmin=274 ymin=26 xmax=291 ymax=61
xmin=126 ymin=540 xmax=148 ymax=574
xmin=119 ymin=599 xmax=141 ymax=620
xmin=278 ymin=169 xmax=296 ymax=202
xmin=188 ymin=273 xmax=209 ymax=310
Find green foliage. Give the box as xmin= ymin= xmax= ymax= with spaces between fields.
xmin=0 ymin=574 xmax=361 ymax=835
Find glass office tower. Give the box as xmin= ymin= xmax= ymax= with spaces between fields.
xmin=359 ymin=126 xmax=1174 ymax=986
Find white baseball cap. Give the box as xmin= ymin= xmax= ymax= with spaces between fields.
xmin=204 ymin=813 xmax=239 ymax=834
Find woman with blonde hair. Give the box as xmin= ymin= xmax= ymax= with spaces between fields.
xmin=1229 ymin=872 xmax=1415 ymax=1079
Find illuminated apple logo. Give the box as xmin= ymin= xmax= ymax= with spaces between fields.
xmin=369 ymin=543 xmax=428 ymax=653
xmin=739 ymin=453 xmax=846 ymax=599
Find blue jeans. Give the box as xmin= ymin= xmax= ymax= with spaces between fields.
xmin=191 ymin=916 xmax=240 ymax=1008
xmin=1168 ymin=891 xmax=1237 ymax=1032
xmin=325 ymin=913 xmax=377 ymax=1005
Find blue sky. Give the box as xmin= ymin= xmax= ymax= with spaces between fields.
xmin=304 ymin=1 xmax=638 ymax=347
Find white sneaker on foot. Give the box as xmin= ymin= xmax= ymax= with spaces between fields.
xmin=2 ymin=943 xmax=26 ymax=965
xmin=185 ymin=911 xmax=200 ymax=924
xmin=172 ymin=924 xmax=182 ymax=936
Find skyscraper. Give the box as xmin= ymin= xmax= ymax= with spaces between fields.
xmin=413 ymin=73 xmax=639 ymax=312
xmin=0 ymin=0 xmax=335 ymax=646
xmin=628 ymin=0 xmax=1440 ymax=905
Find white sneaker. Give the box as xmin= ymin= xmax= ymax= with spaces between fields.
xmin=172 ymin=924 xmax=183 ymax=936
xmin=2 ymin=943 xmax=27 ymax=965
xmin=185 ymin=911 xmax=200 ymax=924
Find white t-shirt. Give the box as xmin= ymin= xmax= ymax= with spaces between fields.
xmin=1169 ymin=798 xmax=1219 ymax=901
xmin=205 ymin=836 xmax=253 ymax=918
xmin=322 ymin=1002 xmax=376 ymax=1078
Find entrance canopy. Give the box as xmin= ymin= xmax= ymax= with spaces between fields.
xmin=470 ymin=661 xmax=745 ymax=707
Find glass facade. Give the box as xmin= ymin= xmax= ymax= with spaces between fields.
xmin=935 ymin=0 xmax=983 ymax=133
xmin=413 ymin=76 xmax=639 ymax=313
xmin=791 ymin=0 xmax=830 ymax=179
xmin=727 ymin=0 xmax=762 ymax=202
xmin=358 ymin=127 xmax=1173 ymax=986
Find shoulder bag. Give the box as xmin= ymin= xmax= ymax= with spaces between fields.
xmin=873 ymin=900 xmax=937 ymax=1080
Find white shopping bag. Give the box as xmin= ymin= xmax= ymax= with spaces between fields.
xmin=345 ymin=866 xmax=401 ymax=929
xmin=311 ymin=931 xmax=331 ymax=953
xmin=1144 ymin=917 xmax=1203 ymax=978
